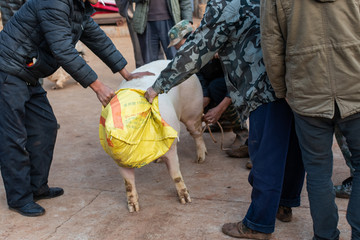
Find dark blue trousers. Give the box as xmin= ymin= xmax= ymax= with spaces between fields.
xmin=0 ymin=71 xmax=57 ymax=208
xmin=294 ymin=105 xmax=360 ymax=240
xmin=243 ymin=99 xmax=305 ymax=233
xmin=137 ymin=19 xmax=176 ymax=64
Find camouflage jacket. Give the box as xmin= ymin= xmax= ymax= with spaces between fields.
xmin=152 ymin=0 xmax=277 ymax=121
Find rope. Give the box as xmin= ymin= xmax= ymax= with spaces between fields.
xmin=202 ymin=120 xmax=231 ymax=151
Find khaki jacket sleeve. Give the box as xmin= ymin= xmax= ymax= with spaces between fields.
xmin=260 ymin=0 xmax=287 ymax=99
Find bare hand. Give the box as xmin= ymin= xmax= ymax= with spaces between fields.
xmin=126 ymin=72 xmax=155 ymax=81
xmin=120 ymin=68 xmax=155 ymax=81
xmin=89 ymin=80 xmax=115 ymax=107
xmin=203 ymin=107 xmax=222 ymax=124
xmin=144 ymin=87 xmax=158 ymax=104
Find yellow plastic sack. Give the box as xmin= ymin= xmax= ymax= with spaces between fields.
xmin=99 ymin=88 xmax=178 ymax=168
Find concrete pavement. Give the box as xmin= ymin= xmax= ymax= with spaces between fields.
xmin=0 ymin=22 xmax=353 ymax=240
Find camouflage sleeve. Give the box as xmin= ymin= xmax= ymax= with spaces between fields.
xmin=152 ymin=0 xmax=235 ymax=94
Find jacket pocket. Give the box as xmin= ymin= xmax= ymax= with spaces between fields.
xmin=25 ymin=49 xmax=59 ymax=78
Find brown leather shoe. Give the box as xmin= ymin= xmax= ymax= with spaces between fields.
xmin=276 ymin=206 xmax=292 ymax=222
xmin=222 ymin=221 xmax=271 ymax=239
xmin=226 ymin=145 xmax=249 ymax=158
xmin=245 ymin=159 xmax=253 ymax=169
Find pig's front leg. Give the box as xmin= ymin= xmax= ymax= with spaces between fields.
xmin=118 ymin=167 xmax=139 ymax=212
xmin=183 ymin=117 xmax=207 ymax=163
xmin=162 ymin=144 xmax=191 ymax=204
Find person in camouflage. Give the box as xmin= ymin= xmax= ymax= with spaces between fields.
xmin=145 ymin=0 xmax=305 ymax=238
xmin=168 ymin=19 xmax=251 ymax=163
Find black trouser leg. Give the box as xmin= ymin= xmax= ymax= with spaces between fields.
xmin=0 ymin=72 xmax=57 ymax=207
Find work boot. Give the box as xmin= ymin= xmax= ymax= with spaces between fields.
xmin=245 ymin=159 xmax=253 ymax=169
xmin=9 ymin=202 xmax=45 ymax=217
xmin=232 ymin=129 xmax=249 ymax=147
xmin=34 ymin=187 xmax=64 ymax=201
xmin=222 ymin=221 xmax=271 ymax=239
xmin=226 ymin=145 xmax=249 ymax=158
xmin=276 ymin=206 xmax=292 ymax=222
xmin=334 ymin=176 xmax=352 ymax=199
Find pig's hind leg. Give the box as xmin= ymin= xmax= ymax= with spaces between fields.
xmin=160 ymin=143 xmax=191 ymax=204
xmin=118 ymin=167 xmax=140 ymax=212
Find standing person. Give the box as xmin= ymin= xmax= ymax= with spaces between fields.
xmin=145 ymin=0 xmax=305 ymax=238
xmin=132 ymin=0 xmax=192 ymax=64
xmin=261 ymin=0 xmax=360 ymax=239
xmin=0 ymin=0 xmax=153 ymax=217
xmin=0 ymin=0 xmax=25 ymax=26
xmin=115 ymin=0 xmax=144 ymax=67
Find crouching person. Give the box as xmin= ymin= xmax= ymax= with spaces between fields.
xmin=145 ymin=0 xmax=305 ymax=238
xmin=0 ymin=0 xmax=153 ymax=217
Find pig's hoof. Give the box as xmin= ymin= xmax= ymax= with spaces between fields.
xmin=196 ymin=146 xmax=207 ymax=164
xmin=178 ymin=188 xmax=192 ymax=204
xmin=196 ymin=151 xmax=207 ymax=163
xmin=128 ymin=201 xmax=140 ymax=213
xmin=196 ymin=156 xmax=206 ymax=164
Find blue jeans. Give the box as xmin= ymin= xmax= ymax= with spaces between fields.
xmin=242 ymin=99 xmax=305 ymax=233
xmin=137 ymin=19 xmax=176 ymax=64
xmin=0 ymin=71 xmax=58 ymax=207
xmin=294 ymin=105 xmax=360 ymax=240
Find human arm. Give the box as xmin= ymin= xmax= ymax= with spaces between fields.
xmin=38 ymin=0 xmax=101 ymax=88
xmin=89 ymin=80 xmax=115 ymax=107
xmin=145 ymin=1 xmax=235 ymax=103
xmin=260 ymin=0 xmax=287 ymax=98
xmin=80 ymin=15 xmax=129 ymax=77
xmin=38 ymin=0 xmax=134 ymax=105
xmin=203 ymin=97 xmax=232 ymax=124
xmin=119 ymin=67 xmax=154 ymax=81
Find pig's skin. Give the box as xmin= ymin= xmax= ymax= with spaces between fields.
xmin=117 ymin=60 xmax=207 ymax=212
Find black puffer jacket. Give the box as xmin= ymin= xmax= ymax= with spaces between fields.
xmin=0 ymin=0 xmax=127 ymax=87
xmin=0 ymin=0 xmax=26 ymax=26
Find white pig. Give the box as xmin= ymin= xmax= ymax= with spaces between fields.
xmin=117 ymin=60 xmax=207 ymax=212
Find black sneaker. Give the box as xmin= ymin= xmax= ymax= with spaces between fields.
xmin=9 ymin=202 xmax=45 ymax=217
xmin=334 ymin=176 xmax=352 ymax=199
xmin=34 ymin=187 xmax=64 ymax=201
